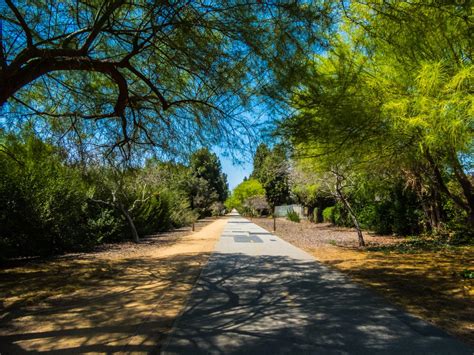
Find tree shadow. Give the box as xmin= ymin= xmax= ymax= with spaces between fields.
xmin=163 ymin=252 xmax=472 ymax=354
xmin=0 ymin=252 xmax=211 ymax=354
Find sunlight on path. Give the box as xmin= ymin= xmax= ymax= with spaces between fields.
xmin=162 ymin=213 xmax=472 ymax=354
xmin=0 ymin=218 xmax=228 ymax=354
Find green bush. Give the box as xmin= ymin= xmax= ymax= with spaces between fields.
xmin=286 ymin=209 xmax=300 ymax=223
xmin=0 ymin=136 xmax=113 ymax=257
xmin=0 ymin=134 xmax=199 ymax=258
xmin=322 ymin=206 xmax=335 ymax=223
xmin=355 ymin=184 xmax=422 ymax=235
xmin=322 ymin=204 xmax=350 ymax=226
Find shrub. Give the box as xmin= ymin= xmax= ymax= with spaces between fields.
xmin=0 ymin=137 xmax=109 ymax=256
xmin=287 ymin=209 xmax=300 ymax=223
xmin=322 ymin=206 xmax=335 ymax=223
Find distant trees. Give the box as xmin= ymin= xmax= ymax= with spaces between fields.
xmin=187 ymin=148 xmax=228 ymax=217
xmin=0 ymin=133 xmax=227 ymax=258
xmin=251 ymin=143 xmax=291 ymax=209
xmin=225 ymin=179 xmax=266 ymax=213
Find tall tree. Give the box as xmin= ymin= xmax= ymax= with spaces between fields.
xmin=189 ymin=148 xmax=228 ymax=202
xmin=0 ymin=0 xmax=332 ymax=155
xmin=255 ymin=144 xmax=291 ymax=208
xmin=280 ymin=1 xmax=474 ymax=230
xmin=250 ymin=143 xmax=270 ymax=182
xmin=185 ymin=148 xmax=228 ymax=217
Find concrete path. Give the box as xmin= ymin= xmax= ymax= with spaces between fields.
xmin=162 ymin=213 xmax=472 ymax=354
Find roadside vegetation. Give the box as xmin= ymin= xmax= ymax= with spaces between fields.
xmin=224 ymin=2 xmax=473 ymax=343
xmin=228 ymin=1 xmax=473 ymax=250
xmin=1 ymin=134 xmax=228 ymax=259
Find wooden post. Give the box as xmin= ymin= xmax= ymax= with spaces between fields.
xmin=273 ymin=207 xmax=276 ymax=232
xmin=192 ymin=222 xmax=195 ymax=232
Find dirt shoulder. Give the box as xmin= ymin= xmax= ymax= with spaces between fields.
xmin=0 ymin=217 xmax=227 ymax=354
xmin=253 ymin=217 xmax=474 ymax=346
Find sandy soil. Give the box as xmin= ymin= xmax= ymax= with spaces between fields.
xmin=253 ymin=217 xmax=474 ymax=346
xmin=0 ymin=217 xmax=228 ymax=354
xmin=252 ymin=217 xmax=401 ymax=248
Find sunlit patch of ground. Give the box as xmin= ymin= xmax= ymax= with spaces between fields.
xmin=309 ymin=245 xmax=473 ymax=346
xmin=253 ymin=218 xmax=473 ymax=346
xmin=0 ymin=218 xmax=227 ymax=353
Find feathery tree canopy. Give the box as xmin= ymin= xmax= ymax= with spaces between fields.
xmin=1 ymin=0 xmax=332 ymax=156
xmin=280 ymin=0 xmax=474 ymax=229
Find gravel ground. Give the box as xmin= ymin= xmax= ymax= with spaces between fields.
xmin=251 ymin=217 xmax=403 ymax=249
xmin=0 ymin=217 xmax=227 ymax=353
xmin=2 ymin=217 xmax=219 ymax=267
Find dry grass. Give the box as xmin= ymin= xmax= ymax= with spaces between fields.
xmin=0 ymin=218 xmax=227 ymax=354
xmin=253 ymin=217 xmax=474 ymax=346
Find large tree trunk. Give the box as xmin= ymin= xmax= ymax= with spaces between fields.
xmin=119 ymin=203 xmax=139 ymax=243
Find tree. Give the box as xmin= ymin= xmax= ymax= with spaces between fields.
xmin=1 ymin=0 xmax=332 ymax=154
xmin=225 ymin=179 xmax=266 ymax=212
xmin=280 ymin=1 xmax=474 ymax=233
xmin=185 ymin=148 xmax=228 ymax=217
xmin=89 ymin=166 xmax=150 ymax=243
xmin=290 ymin=163 xmax=333 ymax=222
xmin=244 ymin=195 xmax=270 ymax=216
xmin=189 ymin=148 xmax=228 ymax=202
xmin=258 ymin=144 xmax=291 ymax=208
xmin=250 ymin=143 xmax=270 ymax=182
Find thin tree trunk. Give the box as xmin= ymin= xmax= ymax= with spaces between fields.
xmin=333 ymin=173 xmax=366 ymax=247
xmin=119 ymin=203 xmax=139 ymax=243
xmin=419 ymin=196 xmax=432 ymax=232
xmin=338 ymin=193 xmax=366 ymax=247
xmin=425 ymin=150 xmax=470 ymax=213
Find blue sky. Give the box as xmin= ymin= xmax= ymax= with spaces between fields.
xmin=219 ymin=153 xmax=253 ymax=191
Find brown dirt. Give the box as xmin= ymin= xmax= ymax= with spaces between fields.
xmin=253 ymin=217 xmax=474 ymax=346
xmin=0 ymin=217 xmax=228 ymax=354
xmin=252 ymin=217 xmax=401 ymax=248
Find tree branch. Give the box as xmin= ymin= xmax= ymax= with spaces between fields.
xmin=5 ymin=0 xmax=33 ymax=47
xmin=82 ymin=0 xmax=125 ymax=52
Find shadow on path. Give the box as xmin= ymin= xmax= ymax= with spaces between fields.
xmin=163 ymin=217 xmax=472 ymax=354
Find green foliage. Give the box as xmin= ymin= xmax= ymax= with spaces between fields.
xmin=0 ymin=135 xmax=110 ymax=256
xmin=322 ymin=204 xmax=350 ymax=226
xmin=250 ymin=144 xmax=271 ymax=182
xmin=322 ymin=207 xmax=335 ymax=223
xmin=210 ymin=202 xmax=225 ymax=217
xmin=460 ymin=270 xmax=474 ymax=280
xmin=0 ymin=133 xmax=204 ymax=258
xmin=355 ymin=181 xmax=423 ymax=235
xmin=185 ymin=148 xmax=229 ymax=218
xmin=279 ymin=1 xmax=474 ymax=238
xmin=2 ymin=1 xmax=332 ymax=156
xmin=286 ymin=209 xmax=300 ymax=223
xmin=190 ymin=148 xmax=228 ymax=203
xmin=225 ymin=179 xmax=266 ymax=212
xmin=250 ymin=144 xmax=291 ymax=208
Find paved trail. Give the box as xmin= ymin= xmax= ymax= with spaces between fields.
xmin=162 ymin=213 xmax=471 ymax=354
